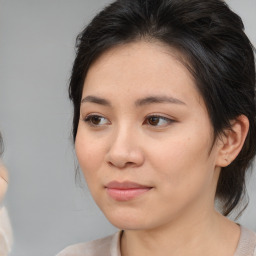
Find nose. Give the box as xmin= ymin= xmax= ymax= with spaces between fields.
xmin=105 ymin=126 xmax=145 ymax=169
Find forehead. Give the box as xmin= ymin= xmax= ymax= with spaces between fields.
xmin=82 ymin=41 xmax=202 ymax=106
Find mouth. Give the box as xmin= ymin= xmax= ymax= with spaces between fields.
xmin=105 ymin=181 xmax=153 ymax=201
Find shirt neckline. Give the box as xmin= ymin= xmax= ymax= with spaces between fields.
xmin=112 ymin=226 xmax=256 ymax=256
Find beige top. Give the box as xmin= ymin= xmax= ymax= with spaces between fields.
xmin=57 ymin=226 xmax=256 ymax=256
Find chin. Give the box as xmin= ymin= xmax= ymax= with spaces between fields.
xmin=109 ymin=219 xmax=148 ymax=231
xmin=101 ymin=208 xmax=155 ymax=231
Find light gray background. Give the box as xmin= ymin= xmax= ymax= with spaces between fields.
xmin=0 ymin=0 xmax=255 ymax=255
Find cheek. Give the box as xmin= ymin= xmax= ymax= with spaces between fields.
xmin=148 ymin=132 xmax=214 ymax=193
xmin=75 ymin=128 xmax=105 ymax=180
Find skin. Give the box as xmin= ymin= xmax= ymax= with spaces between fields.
xmin=0 ymin=163 xmax=8 ymax=202
xmin=75 ymin=41 xmax=249 ymax=256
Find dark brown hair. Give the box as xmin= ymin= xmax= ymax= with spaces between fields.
xmin=69 ymin=0 xmax=256 ymax=216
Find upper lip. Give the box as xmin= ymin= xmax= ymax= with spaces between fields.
xmin=105 ymin=181 xmax=152 ymax=190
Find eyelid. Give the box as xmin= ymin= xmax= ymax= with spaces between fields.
xmin=82 ymin=113 xmax=111 ymax=127
xmin=144 ymin=114 xmax=176 ymax=127
xmin=81 ymin=113 xmax=175 ymax=128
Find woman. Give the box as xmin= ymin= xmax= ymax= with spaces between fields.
xmin=0 ymin=134 xmax=12 ymax=255
xmin=58 ymin=0 xmax=256 ymax=255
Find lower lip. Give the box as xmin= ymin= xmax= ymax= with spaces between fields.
xmin=106 ymin=188 xmax=152 ymax=201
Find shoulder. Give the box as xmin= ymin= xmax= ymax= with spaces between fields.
xmin=234 ymin=226 xmax=256 ymax=256
xmin=56 ymin=231 xmax=122 ymax=256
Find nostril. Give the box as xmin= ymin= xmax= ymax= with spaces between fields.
xmin=107 ymin=160 xmax=136 ymax=169
xmin=105 ymin=144 xmax=145 ymax=169
xmin=107 ymin=161 xmax=114 ymax=167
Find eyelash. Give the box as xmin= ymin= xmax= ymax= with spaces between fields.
xmin=83 ymin=114 xmax=175 ymax=127
xmin=144 ymin=115 xmax=174 ymax=127
xmin=83 ymin=115 xmax=110 ymax=127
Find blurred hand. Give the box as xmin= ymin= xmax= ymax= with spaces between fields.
xmin=0 ymin=163 xmax=8 ymax=202
xmin=0 ymin=163 xmax=12 ymax=256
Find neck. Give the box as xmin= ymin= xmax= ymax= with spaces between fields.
xmin=121 ymin=209 xmax=240 ymax=256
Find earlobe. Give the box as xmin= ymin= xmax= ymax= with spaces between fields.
xmin=216 ymin=115 xmax=249 ymax=167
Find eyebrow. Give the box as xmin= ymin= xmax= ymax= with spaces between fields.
xmin=81 ymin=95 xmax=186 ymax=107
xmin=81 ymin=96 xmax=111 ymax=106
xmin=135 ymin=96 xmax=186 ymax=106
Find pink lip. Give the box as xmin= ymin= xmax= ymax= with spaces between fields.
xmin=105 ymin=181 xmax=152 ymax=201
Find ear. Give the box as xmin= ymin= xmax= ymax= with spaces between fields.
xmin=215 ymin=115 xmax=249 ymax=167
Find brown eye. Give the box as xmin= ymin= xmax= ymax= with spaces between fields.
xmin=148 ymin=116 xmax=160 ymax=126
xmin=84 ymin=115 xmax=109 ymax=126
xmin=145 ymin=115 xmax=174 ymax=127
xmin=91 ymin=116 xmax=102 ymax=125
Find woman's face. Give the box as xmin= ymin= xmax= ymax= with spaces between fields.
xmin=75 ymin=41 xmax=223 ymax=230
